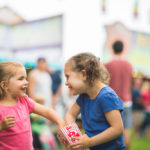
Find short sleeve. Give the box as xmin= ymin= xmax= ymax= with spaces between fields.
xmin=27 ymin=97 xmax=35 ymax=113
xmin=19 ymin=96 xmax=35 ymax=114
xmin=100 ymin=93 xmax=123 ymax=113
xmin=76 ymin=95 xmax=82 ymax=107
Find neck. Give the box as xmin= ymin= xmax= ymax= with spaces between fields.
xmin=87 ymin=80 xmax=106 ymax=99
xmin=0 ymin=95 xmax=17 ymax=102
xmin=37 ymin=68 xmax=45 ymax=72
xmin=113 ymin=53 xmax=125 ymax=60
xmin=0 ymin=95 xmax=17 ymax=104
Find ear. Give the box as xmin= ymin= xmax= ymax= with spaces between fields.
xmin=0 ymin=81 xmax=7 ymax=90
xmin=81 ymin=69 xmax=87 ymax=80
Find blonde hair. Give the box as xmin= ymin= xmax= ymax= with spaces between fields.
xmin=68 ymin=52 xmax=110 ymax=86
xmin=0 ymin=61 xmax=23 ymax=99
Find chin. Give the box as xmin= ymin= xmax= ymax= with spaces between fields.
xmin=69 ymin=88 xmax=80 ymax=95
xmin=72 ymin=93 xmax=77 ymax=96
xmin=20 ymin=93 xmax=27 ymax=97
xmin=72 ymin=91 xmax=79 ymax=96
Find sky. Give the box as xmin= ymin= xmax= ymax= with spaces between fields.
xmin=0 ymin=0 xmax=62 ymax=21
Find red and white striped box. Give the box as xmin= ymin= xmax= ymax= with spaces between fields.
xmin=57 ymin=123 xmax=83 ymax=150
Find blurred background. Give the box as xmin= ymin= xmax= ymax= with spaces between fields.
xmin=0 ymin=0 xmax=150 ymax=150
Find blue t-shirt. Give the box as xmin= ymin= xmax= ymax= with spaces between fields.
xmin=76 ymin=86 xmax=125 ymax=150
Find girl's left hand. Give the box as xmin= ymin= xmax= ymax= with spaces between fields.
xmin=70 ymin=134 xmax=91 ymax=149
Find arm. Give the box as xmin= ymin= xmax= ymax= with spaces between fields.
xmin=46 ymin=65 xmax=55 ymax=74
xmin=71 ymin=110 xmax=123 ymax=149
xmin=33 ymin=103 xmax=64 ymax=129
xmin=28 ymin=71 xmax=36 ymax=99
xmin=89 ymin=109 xmax=123 ymax=146
xmin=65 ymin=101 xmax=81 ymax=125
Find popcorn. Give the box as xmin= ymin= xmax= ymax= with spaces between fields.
xmin=58 ymin=123 xmax=86 ymax=150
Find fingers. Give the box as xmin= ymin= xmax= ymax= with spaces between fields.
xmin=70 ymin=137 xmax=81 ymax=149
xmin=3 ymin=115 xmax=15 ymax=129
xmin=6 ymin=115 xmax=15 ymax=120
xmin=71 ymin=143 xmax=82 ymax=149
xmin=71 ymin=136 xmax=80 ymax=140
xmin=6 ymin=121 xmax=15 ymax=128
xmin=4 ymin=115 xmax=15 ymax=123
xmin=6 ymin=115 xmax=15 ymax=119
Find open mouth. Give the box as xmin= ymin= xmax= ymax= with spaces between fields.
xmin=68 ymin=86 xmax=72 ymax=90
xmin=21 ymin=87 xmax=27 ymax=92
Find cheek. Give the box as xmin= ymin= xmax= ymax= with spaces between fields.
xmin=7 ymin=87 xmax=15 ymax=93
xmin=8 ymin=83 xmax=18 ymax=91
xmin=72 ymin=78 xmax=83 ymax=87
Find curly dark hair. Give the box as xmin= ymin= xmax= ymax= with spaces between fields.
xmin=68 ymin=52 xmax=110 ymax=86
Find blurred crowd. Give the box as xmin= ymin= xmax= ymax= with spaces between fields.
xmin=132 ymin=74 xmax=150 ymax=139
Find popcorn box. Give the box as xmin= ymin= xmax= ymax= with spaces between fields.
xmin=58 ymin=123 xmax=84 ymax=150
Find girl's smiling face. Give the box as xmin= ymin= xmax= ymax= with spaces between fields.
xmin=6 ymin=66 xmax=28 ymax=98
xmin=64 ymin=62 xmax=86 ymax=95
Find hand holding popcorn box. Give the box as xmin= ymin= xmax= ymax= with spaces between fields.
xmin=58 ymin=123 xmax=89 ymax=150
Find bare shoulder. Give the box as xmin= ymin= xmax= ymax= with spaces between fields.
xmin=28 ymin=69 xmax=37 ymax=80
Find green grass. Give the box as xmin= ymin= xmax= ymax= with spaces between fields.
xmin=55 ymin=145 xmax=65 ymax=150
xmin=130 ymin=138 xmax=150 ymax=150
xmin=130 ymin=129 xmax=150 ymax=150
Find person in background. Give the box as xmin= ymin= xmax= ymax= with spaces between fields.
xmin=0 ymin=61 xmax=64 ymax=150
xmin=132 ymin=77 xmax=144 ymax=138
xmin=140 ymin=80 xmax=150 ymax=139
xmin=105 ymin=41 xmax=133 ymax=150
xmin=28 ymin=57 xmax=52 ymax=108
xmin=64 ymin=52 xmax=125 ymax=150
xmin=50 ymin=71 xmax=62 ymax=109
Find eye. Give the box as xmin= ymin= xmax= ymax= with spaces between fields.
xmin=66 ymin=75 xmax=69 ymax=79
xmin=18 ymin=76 xmax=27 ymax=80
xmin=18 ymin=77 xmax=23 ymax=80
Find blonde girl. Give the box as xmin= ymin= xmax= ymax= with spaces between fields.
xmin=0 ymin=61 xmax=64 ymax=150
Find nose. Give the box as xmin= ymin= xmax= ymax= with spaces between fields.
xmin=65 ymin=80 xmax=68 ymax=86
xmin=25 ymin=80 xmax=28 ymax=85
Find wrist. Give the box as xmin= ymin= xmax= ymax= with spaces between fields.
xmin=57 ymin=120 xmax=65 ymax=128
xmin=89 ymin=137 xmax=95 ymax=147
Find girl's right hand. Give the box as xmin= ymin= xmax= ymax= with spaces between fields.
xmin=0 ymin=115 xmax=15 ymax=131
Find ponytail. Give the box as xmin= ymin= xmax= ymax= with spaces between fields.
xmin=99 ymin=64 xmax=110 ymax=85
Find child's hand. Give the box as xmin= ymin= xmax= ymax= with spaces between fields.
xmin=57 ymin=121 xmax=65 ymax=143
xmin=70 ymin=134 xmax=91 ymax=149
xmin=0 ymin=115 xmax=15 ymax=131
